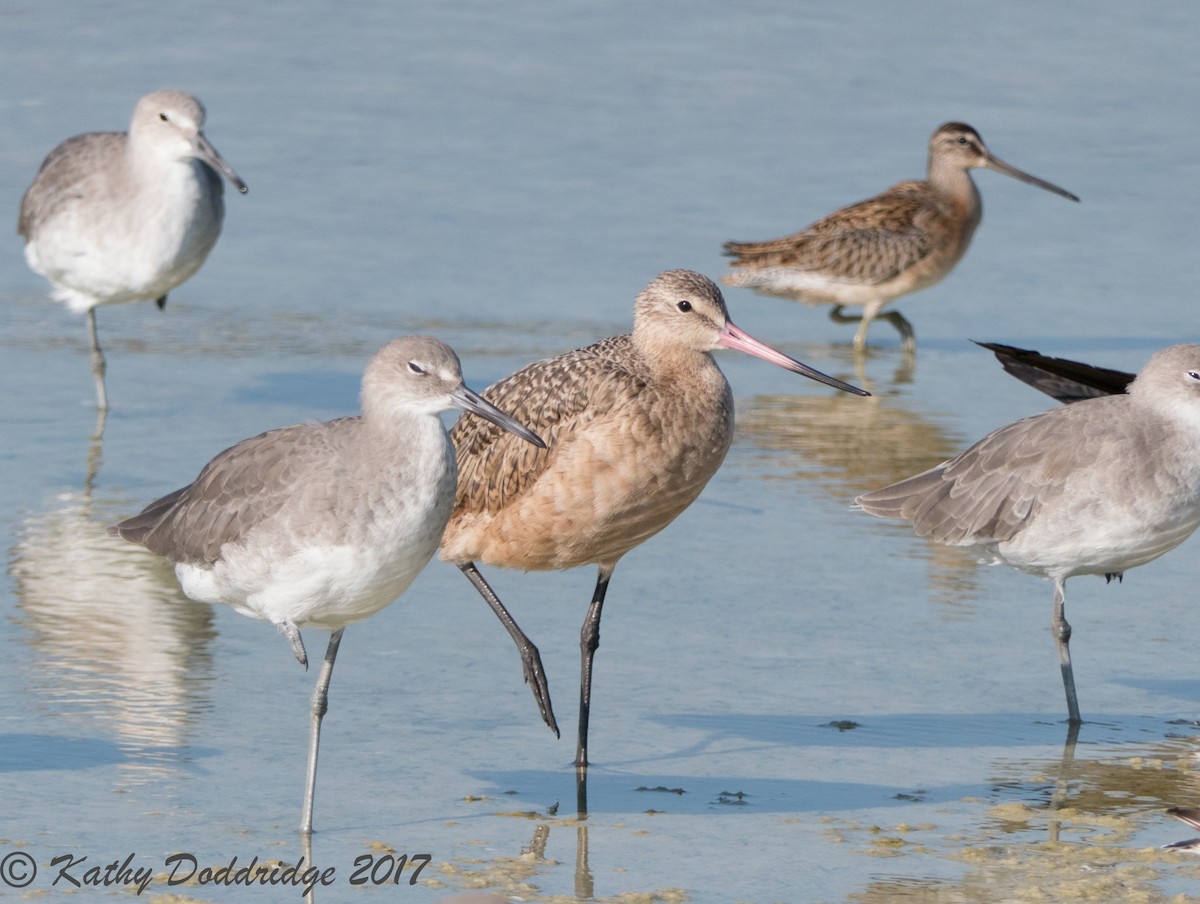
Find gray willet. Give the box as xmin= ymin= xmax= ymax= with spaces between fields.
xmin=723 ymin=123 xmax=1078 ymax=353
xmin=109 ymin=336 xmax=544 ymax=834
xmin=856 ymin=344 xmax=1200 ymax=723
xmin=440 ymin=269 xmax=868 ymax=781
xmin=19 ymin=90 xmax=248 ymax=409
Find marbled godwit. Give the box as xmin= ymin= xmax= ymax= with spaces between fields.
xmin=441 ymin=269 xmax=868 ymax=769
xmin=723 ymin=123 xmax=1078 ymax=353
xmin=856 ymin=344 xmax=1200 ymax=723
xmin=108 ymin=337 xmax=544 ymax=833
xmin=19 ymin=90 xmax=248 ymax=409
xmin=977 ymin=341 xmax=1133 ymax=403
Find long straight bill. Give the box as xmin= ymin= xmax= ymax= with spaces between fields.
xmin=984 ymin=154 xmax=1079 ymax=202
xmin=195 ymin=133 xmax=249 ymax=194
xmin=451 ymin=385 xmax=547 ymax=447
xmin=718 ymin=321 xmax=869 ymax=396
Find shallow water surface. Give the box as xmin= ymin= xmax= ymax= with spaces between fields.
xmin=2 ymin=2 xmax=1200 ymax=902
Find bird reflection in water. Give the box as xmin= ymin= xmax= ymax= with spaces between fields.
xmin=736 ymin=371 xmax=983 ymax=612
xmin=8 ymin=410 xmax=216 ymax=781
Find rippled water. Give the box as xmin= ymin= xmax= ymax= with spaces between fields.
xmin=2 ymin=2 xmax=1200 ymax=902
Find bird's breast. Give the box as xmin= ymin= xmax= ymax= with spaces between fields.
xmin=452 ymin=378 xmax=734 ymax=571
xmin=28 ymin=157 xmax=226 ymax=306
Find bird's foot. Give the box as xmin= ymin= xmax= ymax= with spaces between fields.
xmin=282 ymin=620 xmax=309 ymax=669
xmin=520 ymin=641 xmax=559 ymax=738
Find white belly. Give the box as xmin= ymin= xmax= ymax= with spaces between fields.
xmin=26 ymin=160 xmax=223 ymax=311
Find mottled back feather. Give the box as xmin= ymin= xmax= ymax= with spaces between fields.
xmin=451 ymin=335 xmax=640 ymax=517
xmin=723 ymin=183 xmax=939 ymax=283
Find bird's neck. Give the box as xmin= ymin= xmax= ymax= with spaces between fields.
xmin=927 ymin=161 xmax=982 ymax=220
xmin=124 ymin=145 xmax=200 ymax=195
xmin=631 ymin=332 xmax=719 ymax=382
xmin=362 ymin=404 xmax=443 ymax=448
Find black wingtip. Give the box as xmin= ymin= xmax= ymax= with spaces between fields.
xmin=974 ymin=339 xmax=1133 ymax=403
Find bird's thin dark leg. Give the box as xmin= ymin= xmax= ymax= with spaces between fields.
xmin=881 ymin=310 xmax=915 ymax=354
xmin=282 ymin=619 xmax=309 ymax=669
xmin=1051 ymin=579 xmax=1081 ymax=723
xmin=301 ymin=628 xmax=344 ymax=835
xmin=576 ymin=768 xmax=589 ymax=817
xmin=458 ymin=562 xmax=559 ymax=737
xmin=86 ymin=308 xmax=108 ymax=410
xmin=576 ymin=565 xmax=613 ymax=770
xmin=828 ymin=304 xmax=863 ymax=326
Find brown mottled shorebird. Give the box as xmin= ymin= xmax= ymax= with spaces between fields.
xmin=723 ymin=123 xmax=1079 ymax=353
xmin=108 ymin=337 xmax=544 ymax=834
xmin=441 ymin=269 xmax=868 ymax=770
xmin=19 ymin=90 xmax=248 ymax=409
xmin=856 ymin=344 xmax=1200 ymax=723
xmin=977 ymin=341 xmax=1133 ymax=403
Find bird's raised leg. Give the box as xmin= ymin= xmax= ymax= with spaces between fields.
xmin=1051 ymin=578 xmax=1082 ymax=724
xmin=828 ymin=304 xmax=862 ymax=327
xmin=301 ymin=628 xmax=344 ymax=835
xmin=86 ymin=308 xmax=108 ymax=410
xmin=458 ymin=562 xmax=558 ymax=737
xmin=282 ymin=619 xmax=309 ymax=669
xmin=576 ymin=565 xmax=613 ymax=770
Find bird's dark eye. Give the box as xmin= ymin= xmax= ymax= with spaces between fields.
xmin=676 ymin=300 xmax=693 ymax=312
xmin=1187 ymin=370 xmax=1200 ymax=382
xmin=159 ymin=112 xmax=169 ymax=122
xmin=956 ymin=135 xmax=969 ymax=145
xmin=408 ymin=361 xmax=426 ymax=375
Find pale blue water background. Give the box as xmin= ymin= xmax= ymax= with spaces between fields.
xmin=2 ymin=2 xmax=1200 ymax=901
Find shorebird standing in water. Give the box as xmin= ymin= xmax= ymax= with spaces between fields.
xmin=440 ymin=269 xmax=868 ymax=779
xmin=19 ymin=90 xmax=248 ymax=409
xmin=723 ymin=123 xmax=1078 ymax=353
xmin=856 ymin=344 xmax=1200 ymax=723
xmin=109 ymin=337 xmax=544 ymax=834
